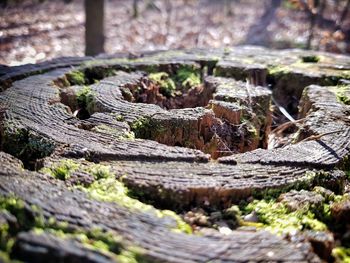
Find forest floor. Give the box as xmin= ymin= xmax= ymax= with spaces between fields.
xmin=0 ymin=0 xmax=350 ymax=66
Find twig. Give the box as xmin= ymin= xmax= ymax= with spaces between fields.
xmin=299 ymin=129 xmax=343 ymax=142
xmin=270 ymin=118 xmax=305 ymax=135
xmin=271 ymin=96 xmax=295 ymax=122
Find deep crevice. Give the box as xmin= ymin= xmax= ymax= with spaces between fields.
xmin=121 ymin=71 xmax=212 ymax=110
xmin=125 ymin=75 xmax=270 ymax=159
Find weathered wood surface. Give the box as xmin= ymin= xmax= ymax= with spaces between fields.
xmin=1 ymin=46 xmax=350 ymax=262
xmin=0 ymin=153 xmax=318 ymax=262
xmin=0 ymin=69 xmax=208 ymax=163
xmin=220 ymin=85 xmax=350 ymax=168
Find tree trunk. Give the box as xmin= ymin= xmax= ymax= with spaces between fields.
xmin=339 ymin=0 xmax=350 ymax=26
xmin=85 ymin=0 xmax=105 ymax=56
xmin=133 ymin=0 xmax=139 ymax=18
xmin=244 ymin=0 xmax=282 ymax=46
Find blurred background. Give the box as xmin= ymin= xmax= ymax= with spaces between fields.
xmin=0 ymin=0 xmax=349 ymax=66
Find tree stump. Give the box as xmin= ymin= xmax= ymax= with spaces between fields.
xmin=1 ymin=47 xmax=350 ymax=262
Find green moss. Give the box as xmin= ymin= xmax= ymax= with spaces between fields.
xmin=33 ymin=226 xmax=123 ymax=255
xmin=282 ymin=0 xmax=299 ymax=9
xmin=0 ymin=196 xmax=39 ymax=261
xmin=92 ymin=125 xmax=120 ymax=136
xmin=332 ymin=247 xmax=350 ymax=263
xmin=76 ymin=86 xmax=96 ymax=114
xmin=145 ymin=65 xmax=202 ymax=92
xmin=119 ymin=132 xmax=135 ymax=140
xmin=2 ymin=121 xmax=55 ymax=165
xmin=312 ymin=188 xmax=349 ymax=223
xmin=130 ymin=117 xmax=152 ymax=139
xmin=141 ymin=65 xmax=159 ymax=74
xmin=0 ymin=194 xmax=150 ymax=262
xmin=0 ymin=221 xmax=14 ymax=256
xmin=159 ymin=210 xmax=192 ymax=234
xmin=105 ymin=66 xmax=119 ymax=76
xmin=117 ymin=246 xmax=152 ymax=263
xmin=0 ymin=252 xmax=10 ymax=263
xmin=341 ymin=71 xmax=350 ymax=80
xmin=245 ymin=122 xmax=258 ymax=138
xmin=4 ymin=162 xmax=166 ymax=261
xmin=40 ymin=160 xmax=192 ymax=236
xmin=66 ymin=71 xmax=86 ymax=85
xmin=40 ymin=159 xmax=79 ymax=181
xmin=81 ymin=177 xmax=191 ymax=233
xmin=73 ymin=164 xmax=191 ymax=234
xmin=0 ymin=194 xmax=138 ymax=261
xmin=148 ymin=72 xmax=176 ymax=97
xmin=301 ymin=55 xmax=320 ymax=63
xmin=333 ymin=193 xmax=350 ymax=204
xmin=85 ymin=164 xmax=111 ymax=180
xmin=113 ymin=114 xmax=125 ymax=122
xmin=0 ymin=196 xmax=29 ymax=229
xmin=0 ymin=251 xmax=21 ymax=263
xmin=242 ymin=199 xmax=327 ymax=234
xmin=267 ymin=65 xmax=290 ymax=77
xmin=91 ymin=125 xmax=135 ymax=140
xmin=130 ymin=117 xmax=167 ymax=140
xmin=27 ymin=134 xmax=55 ymax=157
xmin=252 ymin=171 xmax=320 ymax=200
xmin=333 ymin=85 xmax=350 ymax=105
xmin=175 ymin=65 xmax=201 ymax=88
xmin=0 ymin=197 xmax=46 ymax=233
xmin=0 ymin=222 xmax=9 ymax=251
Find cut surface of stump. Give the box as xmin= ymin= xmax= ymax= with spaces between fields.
xmin=1 ymin=46 xmax=350 ymax=262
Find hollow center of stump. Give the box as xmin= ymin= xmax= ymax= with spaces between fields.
xmin=121 ymin=70 xmax=212 ymax=110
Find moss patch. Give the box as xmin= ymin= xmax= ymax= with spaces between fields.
xmin=91 ymin=125 xmax=135 ymax=140
xmin=252 ymin=171 xmax=320 ymax=200
xmin=41 ymin=161 xmax=192 ymax=234
xmin=129 ymin=117 xmax=151 ymax=138
xmin=40 ymin=159 xmax=79 ymax=181
xmin=76 ymin=86 xmax=96 ymax=115
xmin=32 ymin=226 xmax=123 ymax=256
xmin=267 ymin=65 xmax=291 ymax=77
xmin=333 ymin=85 xmax=350 ymax=105
xmin=1 ymin=121 xmax=55 ymax=168
xmin=77 ymin=176 xmax=191 ymax=234
xmin=0 ymin=251 xmax=16 ymax=263
xmin=147 ymin=65 xmax=201 ymax=97
xmin=332 ymin=247 xmax=350 ymax=263
xmin=0 ymin=222 xmax=11 ymax=253
xmin=240 ymin=186 xmax=350 ymax=237
xmin=174 ymin=65 xmax=201 ymax=88
xmin=0 ymin=195 xmax=125 ymax=261
xmin=242 ymin=199 xmax=327 ymax=234
xmin=0 ymin=192 xmax=158 ymax=263
xmin=0 ymin=195 xmax=38 ymax=260
xmin=129 ymin=117 xmax=165 ymax=139
xmin=148 ymin=72 xmax=176 ymax=97
xmin=66 ymin=70 xmax=86 ymax=86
